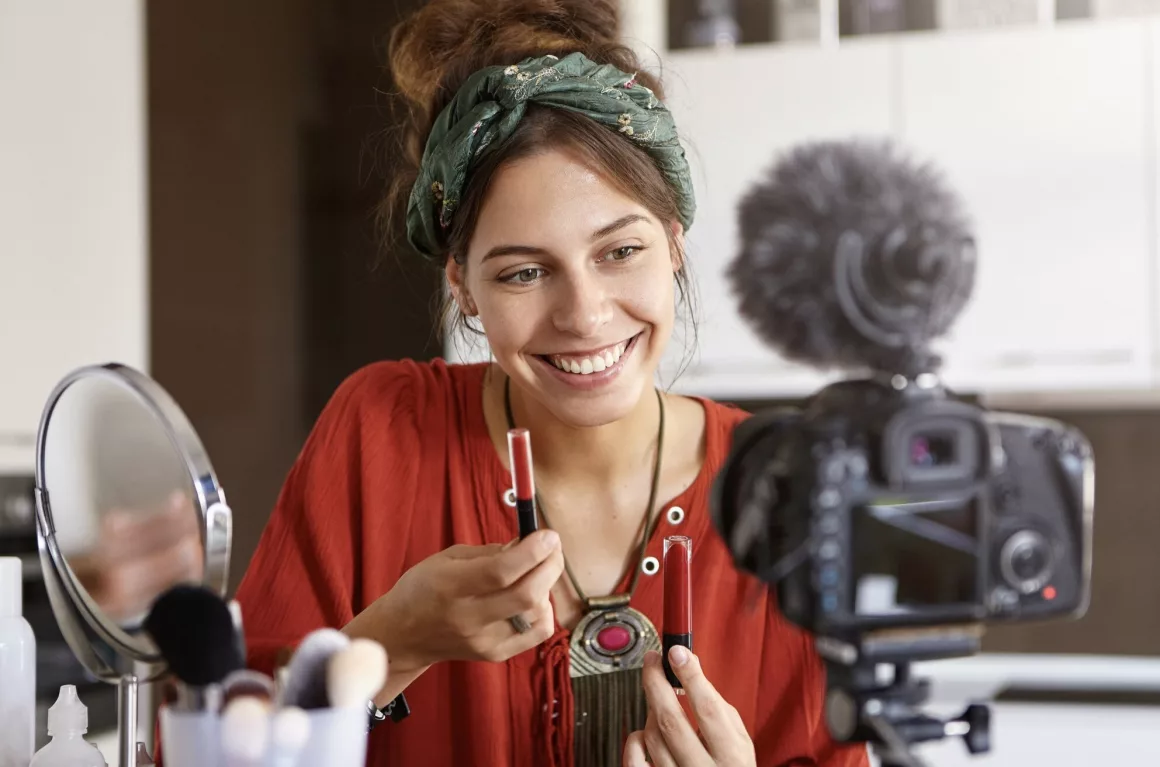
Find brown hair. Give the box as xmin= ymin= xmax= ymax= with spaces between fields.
xmin=380 ymin=0 xmax=698 ymax=360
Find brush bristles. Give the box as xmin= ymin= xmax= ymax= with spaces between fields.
xmin=145 ymin=585 xmax=243 ymax=686
xmin=221 ymin=696 xmax=271 ymax=761
xmin=326 ymin=638 xmax=388 ymax=708
xmin=271 ymin=706 xmax=311 ymax=753
xmin=281 ymin=628 xmax=350 ymax=709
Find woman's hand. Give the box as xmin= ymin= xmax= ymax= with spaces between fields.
xmin=623 ymin=647 xmax=757 ymax=767
xmin=346 ymin=529 xmax=565 ymax=677
xmin=70 ymin=491 xmax=205 ymax=624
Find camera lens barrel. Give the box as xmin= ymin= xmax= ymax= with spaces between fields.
xmin=999 ymin=530 xmax=1054 ymax=594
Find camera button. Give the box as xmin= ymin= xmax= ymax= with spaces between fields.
xmin=819 ymin=539 xmax=841 ymax=560
xmin=823 ymin=458 xmax=845 ymax=483
xmin=817 ymin=488 xmax=841 ymax=509
xmin=665 ymin=506 xmax=686 ymax=525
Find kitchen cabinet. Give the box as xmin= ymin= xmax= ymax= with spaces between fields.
xmin=658 ymin=39 xmax=896 ymax=398
xmin=899 ymin=21 xmax=1154 ymax=396
xmin=655 ymin=17 xmax=1160 ymax=401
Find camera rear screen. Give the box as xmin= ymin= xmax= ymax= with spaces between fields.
xmin=850 ymin=496 xmax=981 ymax=616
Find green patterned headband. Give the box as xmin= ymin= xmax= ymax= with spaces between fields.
xmin=405 ymin=52 xmax=696 ymax=261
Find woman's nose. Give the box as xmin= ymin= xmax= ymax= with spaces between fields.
xmin=551 ymin=272 xmax=612 ymax=338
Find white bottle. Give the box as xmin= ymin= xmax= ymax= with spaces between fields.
xmin=29 ymin=686 xmax=106 ymax=767
xmin=0 ymin=556 xmax=36 ymax=767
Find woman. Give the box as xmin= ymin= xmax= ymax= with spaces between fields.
xmin=236 ymin=2 xmax=870 ymax=766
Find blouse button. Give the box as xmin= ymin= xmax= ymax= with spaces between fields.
xmin=666 ymin=506 xmax=686 ymax=525
xmin=641 ymin=556 xmax=660 ymax=575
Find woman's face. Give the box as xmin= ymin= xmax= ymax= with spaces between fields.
xmin=450 ymin=149 xmax=680 ymax=428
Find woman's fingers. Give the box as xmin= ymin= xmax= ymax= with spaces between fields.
xmin=642 ymin=707 xmax=681 ymax=767
xmin=666 ymin=646 xmax=749 ymax=745
xmin=665 ymin=647 xmax=756 ymax=765
xmin=641 ymin=650 xmax=707 ymax=765
xmin=477 ymin=545 xmax=564 ymax=624
xmin=623 ymin=730 xmax=650 ymax=767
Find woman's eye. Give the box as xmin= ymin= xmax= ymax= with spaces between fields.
xmin=503 ymin=267 xmax=543 ymax=284
xmin=607 ymin=246 xmax=640 ymax=261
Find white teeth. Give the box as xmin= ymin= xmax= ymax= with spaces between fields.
xmin=550 ymin=337 xmax=634 ymax=376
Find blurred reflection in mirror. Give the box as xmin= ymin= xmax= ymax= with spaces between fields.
xmin=42 ymin=374 xmax=206 ymax=627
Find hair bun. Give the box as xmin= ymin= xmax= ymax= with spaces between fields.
xmin=379 ymin=0 xmax=663 ymax=263
xmin=389 ymin=0 xmax=627 ymax=128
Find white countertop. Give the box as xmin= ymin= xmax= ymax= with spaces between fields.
xmin=91 ymin=730 xmax=118 ymax=764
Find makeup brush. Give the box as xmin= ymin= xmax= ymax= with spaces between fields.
xmin=280 ymin=628 xmax=350 ymax=710
xmin=228 ymin=599 xmax=248 ymax=664
xmin=327 ymin=637 xmax=388 ymax=708
xmin=269 ymin=705 xmax=312 ymax=767
xmin=144 ymin=584 xmax=244 ymax=711
xmin=222 ymin=669 xmax=276 ymax=707
xmin=220 ymin=695 xmax=271 ymax=767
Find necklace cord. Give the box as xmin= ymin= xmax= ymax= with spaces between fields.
xmin=502 ymin=376 xmax=665 ymax=607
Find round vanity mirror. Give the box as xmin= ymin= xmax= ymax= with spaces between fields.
xmin=33 ymin=363 xmax=233 ymax=767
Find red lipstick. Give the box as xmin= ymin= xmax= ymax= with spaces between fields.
xmin=663 ymin=535 xmax=692 ymax=692
xmin=506 ymin=428 xmax=539 ymax=538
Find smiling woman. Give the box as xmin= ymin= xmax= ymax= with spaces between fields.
xmin=233 ymin=2 xmax=871 ymax=767
xmin=457 ymin=152 xmax=678 ymax=425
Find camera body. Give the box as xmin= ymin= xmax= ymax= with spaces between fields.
xmin=712 ymin=374 xmax=1093 ymax=639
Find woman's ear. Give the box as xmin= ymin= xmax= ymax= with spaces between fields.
xmin=668 ymin=220 xmax=686 ymax=273
xmin=445 ymin=259 xmax=478 ymax=316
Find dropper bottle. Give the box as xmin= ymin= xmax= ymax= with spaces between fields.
xmin=29 ymin=686 xmax=107 ymax=767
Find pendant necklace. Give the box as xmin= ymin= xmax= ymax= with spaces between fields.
xmin=503 ymin=377 xmax=665 ymax=767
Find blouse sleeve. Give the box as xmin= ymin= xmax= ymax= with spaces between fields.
xmin=233 ymin=361 xmax=424 ymax=674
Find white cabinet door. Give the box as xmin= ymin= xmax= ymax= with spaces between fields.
xmin=0 ymin=0 xmax=148 ymax=442
xmin=662 ymin=40 xmax=896 ymax=399
xmin=898 ymin=21 xmax=1154 ymax=395
xmin=1152 ymin=19 xmax=1160 ymax=374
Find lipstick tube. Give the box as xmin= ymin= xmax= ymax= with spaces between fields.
xmin=506 ymin=428 xmax=539 ymax=538
xmin=663 ymin=535 xmax=692 ymax=692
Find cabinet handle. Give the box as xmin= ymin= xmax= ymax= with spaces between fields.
xmin=987 ymin=350 xmax=1135 ymax=369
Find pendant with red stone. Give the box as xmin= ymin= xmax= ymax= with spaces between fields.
xmin=569 ymin=605 xmax=660 ymax=678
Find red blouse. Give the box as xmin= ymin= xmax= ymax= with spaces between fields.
xmin=235 ymin=359 xmax=870 ymax=767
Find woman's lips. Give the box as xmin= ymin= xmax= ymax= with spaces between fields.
xmin=532 ymin=332 xmax=643 ymax=390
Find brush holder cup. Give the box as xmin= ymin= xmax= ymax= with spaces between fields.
xmin=160 ymin=705 xmax=368 ymax=767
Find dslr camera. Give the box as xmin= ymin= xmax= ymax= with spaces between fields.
xmin=709 ymin=140 xmax=1095 ymax=766
xmin=713 ymin=374 xmax=1093 ymax=637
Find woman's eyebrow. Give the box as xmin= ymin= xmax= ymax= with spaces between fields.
xmin=591 ymin=214 xmax=648 ymax=240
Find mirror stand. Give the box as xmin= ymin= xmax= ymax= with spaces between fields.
xmin=34 ymin=363 xmax=233 ymax=767
xmin=118 ymin=674 xmax=138 ymax=767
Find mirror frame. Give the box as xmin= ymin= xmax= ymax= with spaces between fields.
xmin=33 ymin=362 xmax=233 ymax=682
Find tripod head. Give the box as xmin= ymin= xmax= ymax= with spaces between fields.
xmin=817 ymin=625 xmax=992 ymax=767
